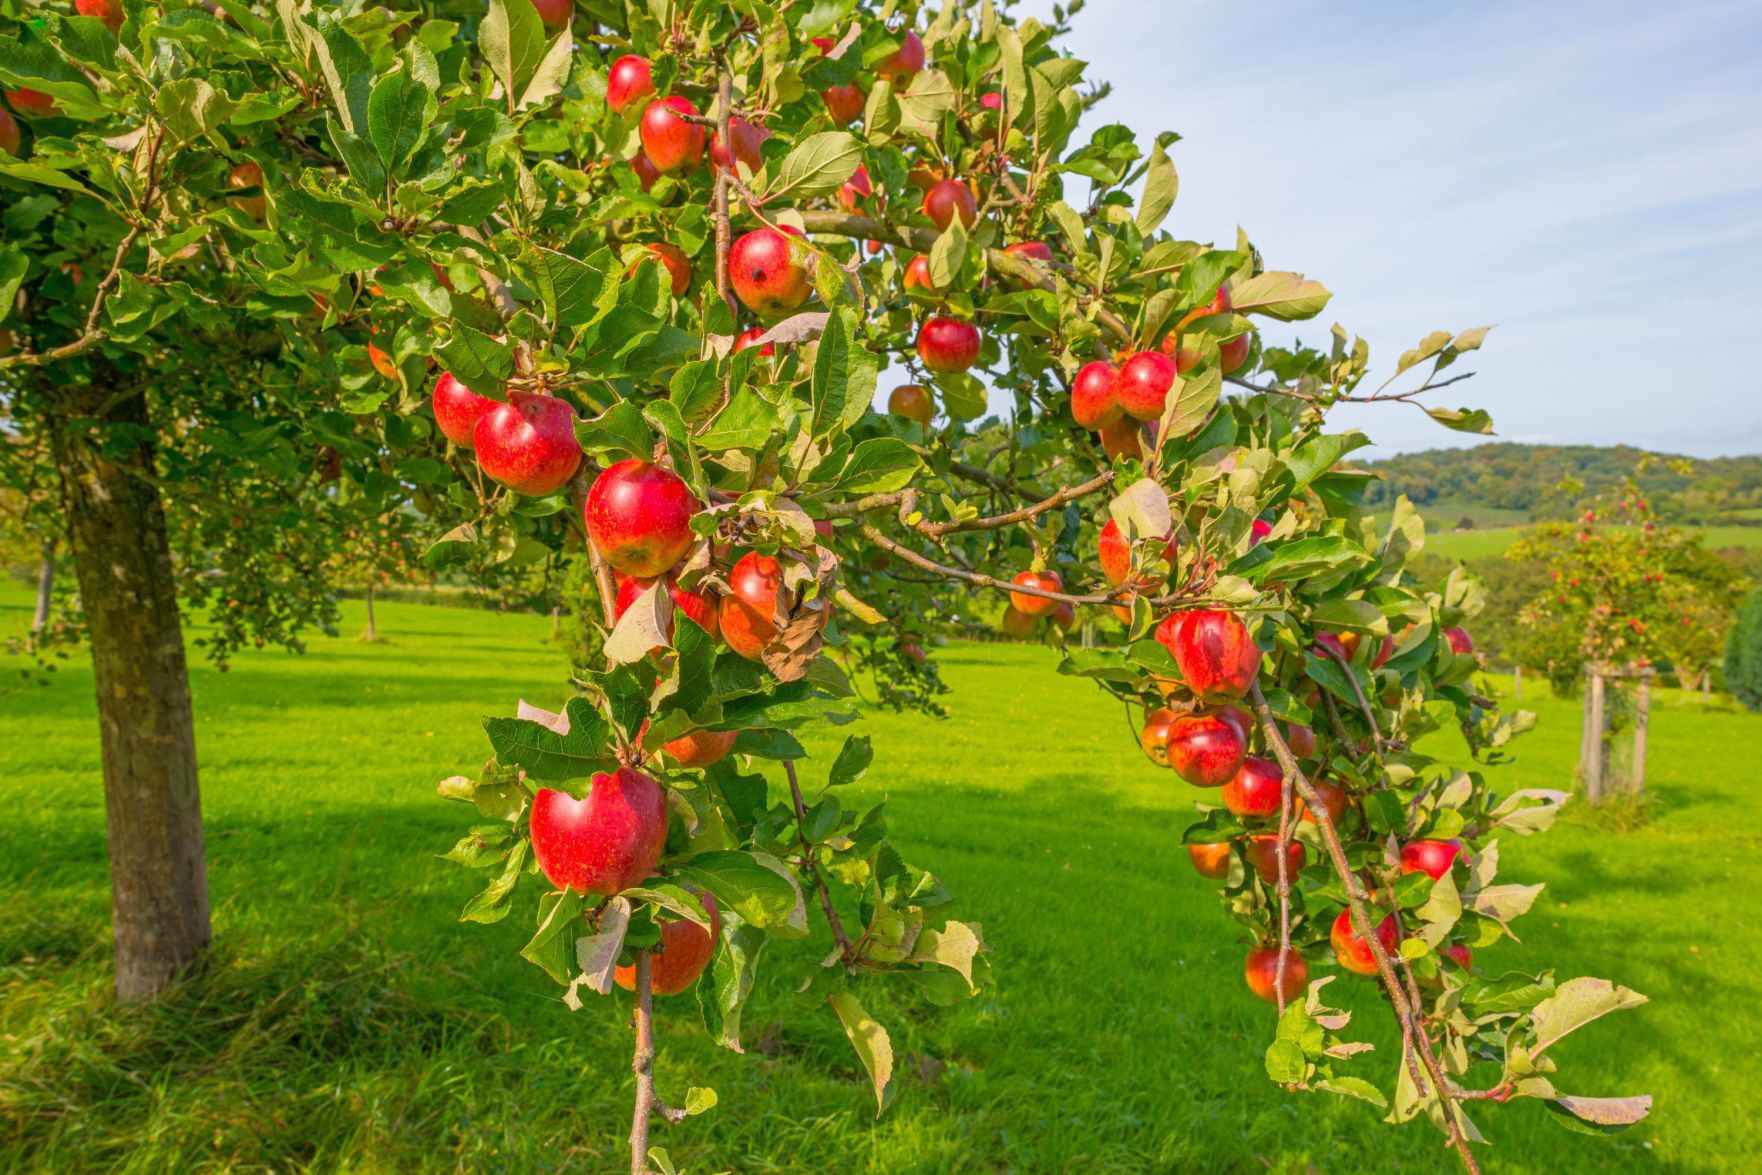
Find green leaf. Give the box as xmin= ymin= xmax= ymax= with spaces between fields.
xmin=1228 ymin=271 xmax=1332 ymax=321
xmin=460 ymin=838 xmax=527 ymax=923
xmin=1528 ymin=977 xmax=1649 ymax=1057
xmin=1158 ymin=365 xmax=1220 ymax=444
xmin=1255 ymin=536 xmax=1371 ymax=582
xmin=517 ymin=26 xmax=574 ymax=109
xmin=1545 ymin=1094 xmax=1651 ymax=1134
xmin=536 ymin=246 xmax=619 ymax=330
xmin=829 ymin=992 xmax=893 ymax=1115
xmin=764 ymin=131 xmax=865 ymax=202
xmin=479 ymin=0 xmax=547 ymax=106
xmin=838 ymin=438 xmax=920 ymax=494
xmin=697 ymin=916 xmax=765 ymax=1051
xmin=483 ymin=697 xmax=617 ymax=782
xmin=0 ymin=162 xmax=92 ymax=194
xmin=367 ymin=69 xmax=431 ymax=171
xmin=435 ymin=324 xmax=515 ymax=388
xmin=827 ymin=734 xmax=873 ymax=788
xmin=310 ymin=11 xmax=373 ymax=133
xmin=1315 ymin=1076 xmax=1388 ymax=1108
xmin=1264 ymin=1039 xmax=1307 ymax=1083
xmin=676 ymin=850 xmax=802 ymax=931
xmin=154 ymin=77 xmax=237 ymax=143
xmin=928 ymin=216 xmax=966 ymax=289
xmin=520 ymin=887 xmax=582 ymax=983
xmin=1135 ymin=141 xmax=1177 ymax=235
xmin=811 ymin=309 xmax=879 ymax=435
xmin=1425 ymin=405 xmax=1495 ymax=434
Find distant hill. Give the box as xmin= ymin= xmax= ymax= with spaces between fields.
xmin=1359 ymin=444 xmax=1762 ymax=526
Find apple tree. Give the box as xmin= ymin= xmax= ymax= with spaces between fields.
xmin=2 ymin=0 xmax=1654 ymax=1171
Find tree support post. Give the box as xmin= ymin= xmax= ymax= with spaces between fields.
xmin=1631 ymin=670 xmax=1650 ymax=796
xmin=1586 ymin=667 xmax=1606 ymax=803
xmin=31 ymin=535 xmax=57 ymax=636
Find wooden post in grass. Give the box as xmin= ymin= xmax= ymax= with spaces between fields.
xmin=1584 ymin=666 xmax=1606 ymax=804
xmin=1514 ymin=664 xmax=1522 ymax=700
xmin=1631 ymin=668 xmax=1652 ymax=796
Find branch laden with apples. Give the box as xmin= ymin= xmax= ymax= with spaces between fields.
xmin=0 ymin=0 xmax=1649 ymax=1170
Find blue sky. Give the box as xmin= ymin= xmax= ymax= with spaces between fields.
xmin=997 ymin=0 xmax=1762 ymax=456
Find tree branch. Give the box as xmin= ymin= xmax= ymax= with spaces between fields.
xmin=628 ymin=949 xmax=657 ymax=1175
xmin=785 ymin=759 xmax=854 ymax=959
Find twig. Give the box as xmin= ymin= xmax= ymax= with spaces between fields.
xmin=1274 ymin=756 xmax=1294 ymax=1018
xmin=1248 ymin=682 xmax=1481 ymax=1175
xmin=785 ymin=760 xmax=854 ymax=958
xmin=711 ymin=60 xmax=736 ymax=317
xmin=1322 ymin=644 xmax=1389 ymax=756
xmin=628 ymin=950 xmax=658 ymax=1175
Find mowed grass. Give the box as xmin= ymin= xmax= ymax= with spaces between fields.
xmin=3 ymin=585 xmax=1760 ymax=1173
xmin=1426 ymin=523 xmax=1762 ymax=561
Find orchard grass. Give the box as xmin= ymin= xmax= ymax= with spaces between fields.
xmin=1 ymin=588 xmax=1756 ymax=1172
xmin=1427 ymin=523 xmax=1762 ymax=562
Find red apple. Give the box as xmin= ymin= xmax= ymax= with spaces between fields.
xmin=1245 ymin=944 xmax=1308 ymax=1004
xmin=1140 ymin=707 xmax=1177 ymax=767
xmin=1250 ymin=518 xmax=1273 ymax=546
xmin=1167 ymin=712 xmax=1246 ymax=788
xmin=1220 ymin=334 xmax=1251 ymax=373
xmin=1071 ymin=360 xmax=1122 ymax=429
xmin=1284 ymin=722 xmax=1317 ymax=760
xmin=719 ymin=552 xmax=784 ymax=660
xmin=615 ymin=892 xmax=720 ymax=996
xmin=1221 ymin=755 xmax=1283 ymax=819
xmin=916 ymin=316 xmax=981 ymax=372
xmin=0 ymin=107 xmax=19 ymax=157
xmin=1444 ymin=626 xmax=1475 ymax=655
xmin=821 ymin=81 xmax=865 ymax=125
xmin=530 ymin=770 xmax=668 ymax=895
xmin=1004 ymin=240 xmax=1052 ymax=264
xmin=1008 ymin=570 xmax=1061 ymax=617
xmin=1245 ymin=835 xmax=1306 ymax=885
xmin=1399 ymin=839 xmax=1464 ymax=881
xmin=903 ymin=254 xmax=946 ymax=294
xmin=874 ymin=29 xmax=925 ymax=83
xmin=661 ymin=728 xmax=737 ymax=769
xmin=978 ymin=90 xmax=1003 ymax=112
xmin=630 ymin=152 xmax=661 ymax=191
xmin=639 ymin=96 xmax=706 ymax=175
xmin=1097 ymin=517 xmax=1176 ymax=589
xmin=1098 ymin=416 xmax=1142 ymax=460
xmin=584 ymin=458 xmax=699 ymax=577
xmin=733 ymin=326 xmax=775 ymax=356
xmin=1296 ymin=778 xmax=1350 ymax=826
xmin=730 ymin=227 xmax=812 ymax=317
xmin=889 ymin=383 xmax=934 ymax=427
xmin=473 ymin=393 xmax=582 ymax=495
xmin=529 ymin=0 xmax=571 ymax=31
xmin=367 ymin=341 xmax=397 ymax=379
xmin=1188 ymin=841 xmax=1232 ymax=879
xmin=836 ymin=164 xmax=872 ymax=211
xmin=1372 ymin=633 xmax=1396 ymax=669
xmin=998 ymin=605 xmax=1037 ymax=638
xmin=1442 ymin=943 xmax=1473 ymax=971
xmin=227 ymin=160 xmax=266 ymax=219
xmin=1155 ymin=609 xmax=1261 ymax=700
xmin=1158 ymin=332 xmax=1203 ymax=373
xmin=1051 ymin=601 xmax=1077 ymax=632
xmin=711 ymin=116 xmax=769 ymax=174
xmin=629 ymin=242 xmax=692 ymax=296
xmin=432 ymin=372 xmax=495 ymax=447
xmin=613 ymin=572 xmax=718 ymax=642
xmin=606 ymin=54 xmax=654 ymax=114
xmin=1331 ymin=907 xmax=1400 ymax=976
xmin=76 ymin=0 xmax=124 ymax=32
xmin=923 ymin=178 xmax=977 ymax=230
xmin=5 ymin=89 xmax=57 ymax=117
xmin=1214 ymin=704 xmax=1252 ymax=740
xmin=1115 ymin=350 xmax=1178 ymax=421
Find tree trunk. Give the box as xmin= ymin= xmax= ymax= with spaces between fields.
xmin=363 ymin=582 xmax=377 ymax=641
xmin=48 ymin=375 xmax=209 ymax=1001
xmin=31 ymin=535 xmax=56 ymax=634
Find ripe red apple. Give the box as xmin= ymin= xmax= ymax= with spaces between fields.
xmin=1312 ymin=631 xmax=1351 ymax=661
xmin=874 ymin=29 xmax=925 ymax=83
xmin=5 ymin=88 xmax=56 ymax=117
xmin=614 ymin=892 xmax=720 ymax=996
xmin=1009 ymin=570 xmax=1061 ymax=617
xmin=1283 ymin=722 xmax=1317 ymax=760
xmin=661 ymin=728 xmax=737 ymax=769
xmin=584 ymin=458 xmax=699 ymax=577
xmin=1296 ymin=778 xmax=1350 ymax=826
xmin=1166 ymin=712 xmax=1246 ymax=787
xmin=1330 ymin=907 xmax=1400 ymax=976
xmin=836 ymin=164 xmax=872 ymax=211
xmin=719 ymin=552 xmax=784 ymax=660
xmin=978 ymin=90 xmax=1003 ymax=112
xmin=1097 ymin=518 xmax=1176 ymax=589
xmin=1098 ymin=416 xmax=1142 ymax=460
xmin=1372 ymin=633 xmax=1396 ymax=669
xmin=889 ymin=383 xmax=934 ymax=427
xmin=1442 ymin=943 xmax=1473 ymax=971
xmin=733 ymin=326 xmax=775 ymax=356
xmin=1221 ymin=755 xmax=1283 ymax=819
xmin=606 ymin=54 xmax=654 ymax=114
xmin=916 ymin=316 xmax=981 ymax=372
xmin=1155 ymin=609 xmax=1261 ymax=700
xmin=730 ymin=227 xmax=812 ymax=317
xmin=639 ymin=96 xmax=706 ymax=174
xmin=1140 ymin=707 xmax=1177 ymax=767
xmin=1399 ymin=839 xmax=1464 ymax=881
xmin=1188 ymin=841 xmax=1232 ymax=879
xmin=1115 ymin=350 xmax=1178 ymax=421
xmin=367 ymin=341 xmax=397 ymax=378
xmin=903 ymin=254 xmax=946 ymax=295
xmin=474 ymin=393 xmax=583 ymax=495
xmin=711 ymin=116 xmax=769 ymax=173
xmin=613 ymin=572 xmax=718 ymax=642
xmin=1071 ymin=360 xmax=1122 ymax=429
xmin=628 ymin=242 xmax=692 ymax=296
xmin=1003 ymin=240 xmax=1052 ymax=282
xmin=1215 ymin=704 xmax=1252 ymax=740
xmin=630 ymin=151 xmax=661 ymax=191
xmin=1249 ymin=518 xmax=1273 ymax=546
xmin=923 ymin=178 xmax=977 ymax=231
xmin=1245 ymin=835 xmax=1306 ymax=885
xmin=998 ymin=605 xmax=1037 ymax=638
xmin=530 ymin=770 xmax=669 ymax=895
xmin=76 ymin=0 xmax=124 ymax=32
xmin=0 ymin=107 xmax=19 ymax=156
xmin=1220 ymin=334 xmax=1251 ymax=373
xmin=227 ymin=160 xmax=266 ymax=219
xmin=1158 ymin=332 xmax=1203 ymax=373
xmin=529 ymin=0 xmax=571 ymax=31
xmin=432 ymin=372 xmax=495 ymax=448
xmin=1051 ymin=601 xmax=1077 ymax=632
xmin=1444 ymin=626 xmax=1475 ymax=655
xmin=821 ymin=81 xmax=865 ymax=125
xmin=1245 ymin=944 xmax=1308 ymax=1004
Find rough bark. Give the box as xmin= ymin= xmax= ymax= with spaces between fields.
xmin=31 ymin=535 xmax=56 ymax=634
xmin=47 ymin=370 xmax=210 ymax=1001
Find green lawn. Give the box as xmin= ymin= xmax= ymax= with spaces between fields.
xmin=2 ymin=586 xmax=1758 ymax=1172
xmin=1426 ymin=523 xmax=1762 ymax=562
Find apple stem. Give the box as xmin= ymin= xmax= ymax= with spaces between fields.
xmin=784 ymin=759 xmax=854 ymax=960
xmin=1249 ymin=682 xmax=1482 ymax=1175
